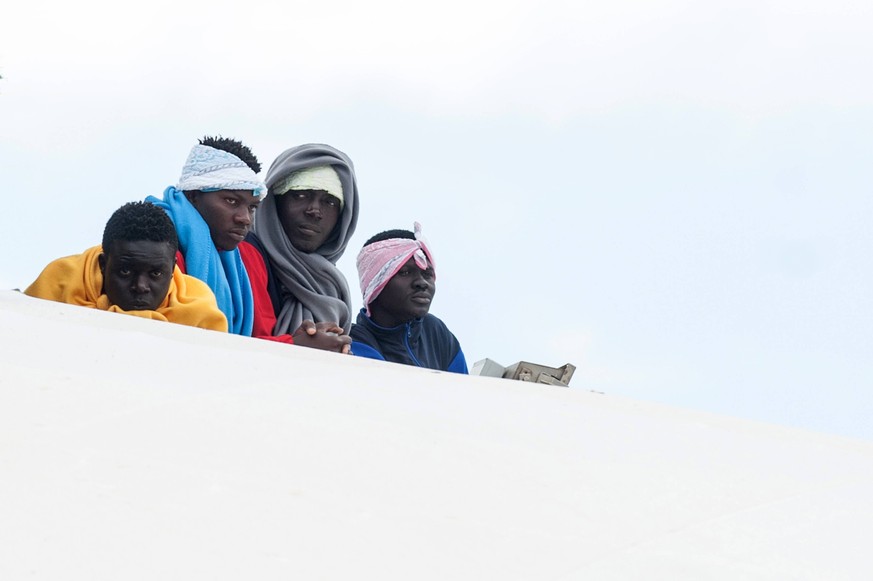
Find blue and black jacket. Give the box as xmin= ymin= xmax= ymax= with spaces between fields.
xmin=350 ymin=309 xmax=468 ymax=374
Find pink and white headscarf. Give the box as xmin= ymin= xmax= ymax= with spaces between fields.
xmin=357 ymin=222 xmax=435 ymax=314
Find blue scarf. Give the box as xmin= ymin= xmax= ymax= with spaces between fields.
xmin=146 ymin=186 xmax=254 ymax=336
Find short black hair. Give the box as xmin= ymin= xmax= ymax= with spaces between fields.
xmin=199 ymin=135 xmax=261 ymax=173
xmin=364 ymin=229 xmax=415 ymax=247
xmin=102 ymin=202 xmax=179 ymax=254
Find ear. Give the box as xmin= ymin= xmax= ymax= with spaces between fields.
xmin=98 ymin=252 xmax=107 ymax=274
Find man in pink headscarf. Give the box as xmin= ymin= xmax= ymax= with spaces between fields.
xmin=349 ymin=224 xmax=467 ymax=374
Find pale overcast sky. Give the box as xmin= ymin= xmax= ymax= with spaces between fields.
xmin=2 ymin=0 xmax=872 ymax=439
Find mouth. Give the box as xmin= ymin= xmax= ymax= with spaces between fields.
xmin=228 ymin=230 xmax=247 ymax=242
xmin=411 ymin=294 xmax=432 ymax=305
xmin=296 ymin=224 xmax=322 ymax=236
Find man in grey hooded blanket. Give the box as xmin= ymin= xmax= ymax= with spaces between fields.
xmin=241 ymin=143 xmax=359 ymax=339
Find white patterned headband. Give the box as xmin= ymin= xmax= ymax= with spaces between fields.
xmin=176 ymin=144 xmax=267 ymax=198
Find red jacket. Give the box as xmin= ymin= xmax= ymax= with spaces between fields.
xmin=176 ymin=248 xmax=294 ymax=344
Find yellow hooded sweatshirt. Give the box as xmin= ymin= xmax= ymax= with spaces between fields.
xmin=25 ymin=245 xmax=228 ymax=332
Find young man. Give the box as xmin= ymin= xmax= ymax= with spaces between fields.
xmin=240 ymin=143 xmax=359 ymax=343
xmin=349 ymin=224 xmax=468 ymax=374
xmin=148 ymin=136 xmax=348 ymax=351
xmin=25 ymin=201 xmax=227 ymax=331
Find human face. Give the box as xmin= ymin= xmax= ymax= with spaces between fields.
xmin=99 ymin=240 xmax=176 ymax=311
xmin=186 ymin=189 xmax=261 ymax=251
xmin=276 ymin=189 xmax=341 ymax=253
xmin=368 ymin=257 xmax=436 ymax=327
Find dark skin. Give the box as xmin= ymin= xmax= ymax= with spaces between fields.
xmin=186 ymin=188 xmax=349 ymax=353
xmin=369 ymin=258 xmax=436 ymax=328
xmin=185 ymin=189 xmax=260 ymax=251
xmin=276 ymin=189 xmax=341 ymax=253
xmin=292 ymin=321 xmax=351 ymax=353
xmin=98 ymin=240 xmax=176 ymax=311
xmin=275 ymin=188 xmax=349 ymax=352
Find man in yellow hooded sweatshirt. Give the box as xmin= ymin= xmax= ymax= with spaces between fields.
xmin=25 ymin=201 xmax=227 ymax=332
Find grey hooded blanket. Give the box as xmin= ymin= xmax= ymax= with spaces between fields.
xmin=252 ymin=143 xmax=359 ymax=333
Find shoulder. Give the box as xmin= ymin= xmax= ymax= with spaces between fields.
xmin=242 ymin=232 xmax=265 ymax=255
xmin=419 ymin=314 xmax=466 ymax=371
xmin=419 ymin=313 xmax=455 ymax=337
xmin=350 ymin=340 xmax=386 ymax=361
xmin=31 ymin=252 xmax=83 ymax=279
xmin=239 ymin=234 xmax=278 ymax=313
xmin=349 ymin=319 xmax=376 ymax=343
xmin=174 ymin=268 xmax=212 ymax=297
xmin=25 ymin=246 xmax=97 ymax=300
xmin=419 ymin=314 xmax=461 ymax=349
xmin=349 ymin=312 xmax=385 ymax=352
xmin=238 ymin=237 xmax=266 ymax=267
xmin=168 ymin=269 xmax=229 ymax=332
xmin=349 ymin=313 xmax=384 ymax=359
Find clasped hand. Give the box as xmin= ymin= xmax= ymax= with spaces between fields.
xmin=292 ymin=320 xmax=351 ymax=354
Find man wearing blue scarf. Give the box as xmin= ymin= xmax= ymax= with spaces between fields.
xmin=146 ymin=136 xmax=265 ymax=336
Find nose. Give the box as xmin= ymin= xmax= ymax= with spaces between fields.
xmin=412 ymin=271 xmax=430 ymax=290
xmin=132 ymin=274 xmax=151 ymax=294
xmin=233 ymin=205 xmax=252 ymax=225
xmin=304 ymin=199 xmax=323 ymax=219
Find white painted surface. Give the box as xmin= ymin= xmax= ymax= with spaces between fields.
xmin=2 ymin=290 xmax=872 ymax=579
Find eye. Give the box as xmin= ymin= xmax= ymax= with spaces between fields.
xmin=423 ymin=269 xmax=435 ymax=280
xmin=397 ymin=268 xmax=410 ymax=277
xmin=249 ymin=204 xmax=258 ymax=214
xmin=225 ymin=197 xmax=239 ymax=206
xmin=325 ymin=196 xmax=339 ymax=207
xmin=150 ymin=270 xmax=165 ymax=279
xmin=119 ymin=267 xmax=132 ymax=276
